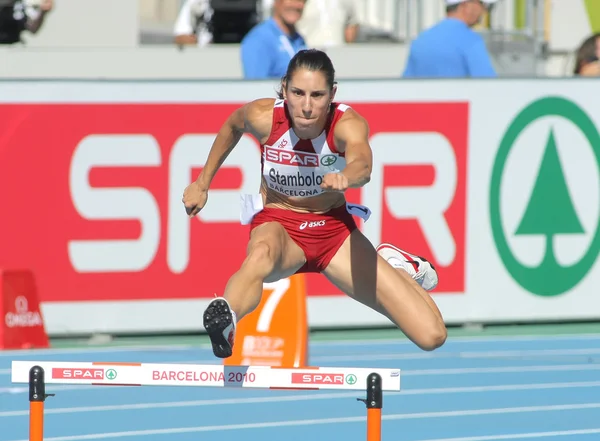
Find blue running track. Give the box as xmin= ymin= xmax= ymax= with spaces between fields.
xmin=2 ymin=333 xmax=600 ymax=441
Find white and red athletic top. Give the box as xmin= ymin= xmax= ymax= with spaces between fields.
xmin=261 ymin=99 xmax=350 ymax=198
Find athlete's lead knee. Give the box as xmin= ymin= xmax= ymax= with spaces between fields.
xmin=244 ymin=241 xmax=278 ymax=278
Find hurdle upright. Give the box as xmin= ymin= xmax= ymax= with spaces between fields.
xmin=12 ymin=360 xmax=401 ymax=441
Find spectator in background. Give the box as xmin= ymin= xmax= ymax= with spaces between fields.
xmin=173 ymin=0 xmax=213 ymax=47
xmin=573 ymin=33 xmax=600 ymax=77
xmin=0 ymin=0 xmax=53 ymax=45
xmin=296 ymin=0 xmax=359 ymax=49
xmin=403 ymin=0 xmax=497 ymax=78
xmin=241 ymin=0 xmax=307 ymax=79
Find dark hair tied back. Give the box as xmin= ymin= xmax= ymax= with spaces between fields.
xmin=277 ymin=49 xmax=337 ymax=99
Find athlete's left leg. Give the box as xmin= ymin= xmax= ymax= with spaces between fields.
xmin=322 ymin=230 xmax=447 ymax=351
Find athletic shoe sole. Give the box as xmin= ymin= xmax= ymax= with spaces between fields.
xmin=203 ymin=298 xmax=234 ymax=358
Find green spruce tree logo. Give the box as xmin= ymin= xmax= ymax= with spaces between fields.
xmin=490 ymin=97 xmax=600 ymax=296
xmin=515 ymin=130 xmax=585 ymax=241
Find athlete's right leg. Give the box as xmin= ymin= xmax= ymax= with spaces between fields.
xmin=203 ymin=222 xmax=307 ymax=358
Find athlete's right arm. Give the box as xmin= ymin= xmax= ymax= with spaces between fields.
xmin=194 ymin=98 xmax=274 ymax=191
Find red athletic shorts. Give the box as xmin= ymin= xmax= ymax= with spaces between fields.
xmin=250 ymin=205 xmax=359 ymax=273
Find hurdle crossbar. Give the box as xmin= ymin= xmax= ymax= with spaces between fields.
xmin=13 ymin=361 xmax=400 ymax=441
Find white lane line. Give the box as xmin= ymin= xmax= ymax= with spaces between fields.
xmin=311 ymin=333 xmax=600 ymax=347
xmin=312 ymin=348 xmax=600 ymax=363
xmin=6 ymin=402 xmax=600 ymax=441
xmin=416 ymin=428 xmax=600 ymax=441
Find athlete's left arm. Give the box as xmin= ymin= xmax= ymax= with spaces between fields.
xmin=335 ymin=110 xmax=373 ymax=188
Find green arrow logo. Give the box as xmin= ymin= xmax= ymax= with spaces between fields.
xmin=515 ymin=130 xmax=585 ymax=239
xmin=490 ymin=97 xmax=600 ymax=296
xmin=321 ymin=154 xmax=337 ymax=167
xmin=106 ymin=369 xmax=117 ymax=380
xmin=345 ymin=374 xmax=357 ymax=385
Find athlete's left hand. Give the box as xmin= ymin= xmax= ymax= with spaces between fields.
xmin=320 ymin=173 xmax=349 ymax=192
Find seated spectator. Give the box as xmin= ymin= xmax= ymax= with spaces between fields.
xmin=0 ymin=0 xmax=53 ymax=45
xmin=241 ymin=0 xmax=307 ymax=79
xmin=403 ymin=0 xmax=497 ymax=78
xmin=573 ymin=33 xmax=600 ymax=76
xmin=296 ymin=0 xmax=359 ymax=49
xmin=173 ymin=0 xmax=213 ymax=47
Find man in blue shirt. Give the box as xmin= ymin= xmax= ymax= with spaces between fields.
xmin=241 ymin=0 xmax=307 ymax=79
xmin=403 ymin=0 xmax=497 ymax=78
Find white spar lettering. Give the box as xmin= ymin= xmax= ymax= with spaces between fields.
xmin=67 ymin=134 xmax=262 ymax=274
xmin=67 ymin=131 xmax=456 ymax=273
xmin=68 ymin=135 xmax=162 ymax=273
xmin=61 ymin=369 xmax=104 ymax=379
xmin=303 ymin=374 xmax=344 ymax=383
xmin=362 ymin=132 xmax=458 ymax=266
xmin=265 ymin=147 xmax=319 ymax=167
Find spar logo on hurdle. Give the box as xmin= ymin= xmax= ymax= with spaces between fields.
xmin=52 ymin=368 xmax=105 ymax=380
xmin=291 ymin=372 xmax=343 ymax=385
xmin=51 ymin=367 xmax=118 ymax=381
xmin=290 ymin=373 xmax=360 ymax=386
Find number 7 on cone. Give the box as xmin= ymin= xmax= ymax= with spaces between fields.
xmin=224 ymin=274 xmax=308 ymax=368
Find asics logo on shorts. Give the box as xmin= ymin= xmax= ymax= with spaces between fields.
xmin=299 ymin=220 xmax=326 ymax=230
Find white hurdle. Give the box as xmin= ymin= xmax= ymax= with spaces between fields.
xmin=12 ymin=360 xmax=401 ymax=441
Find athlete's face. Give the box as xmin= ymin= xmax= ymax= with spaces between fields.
xmin=284 ymin=68 xmax=337 ymax=139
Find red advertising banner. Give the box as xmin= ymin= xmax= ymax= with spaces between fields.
xmin=0 ymin=102 xmax=467 ymax=303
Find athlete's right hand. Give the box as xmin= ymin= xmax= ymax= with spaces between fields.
xmin=182 ymin=182 xmax=208 ymax=218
